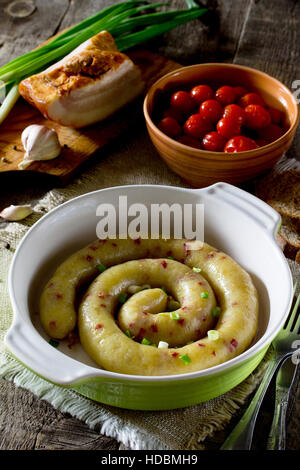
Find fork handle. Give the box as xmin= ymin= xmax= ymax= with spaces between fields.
xmin=220 ymin=356 xmax=279 ymax=450
xmin=266 ymin=390 xmax=288 ymax=450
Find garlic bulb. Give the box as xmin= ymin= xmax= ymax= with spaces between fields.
xmin=0 ymin=205 xmax=33 ymax=221
xmin=18 ymin=124 xmax=61 ymax=170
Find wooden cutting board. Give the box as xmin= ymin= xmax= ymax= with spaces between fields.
xmin=0 ymin=50 xmax=181 ymax=184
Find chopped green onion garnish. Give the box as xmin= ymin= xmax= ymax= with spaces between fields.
xmin=167 ymin=256 xmax=175 ymax=260
xmin=118 ymin=293 xmax=128 ymax=304
xmin=49 ymin=339 xmax=59 ymax=348
xmin=97 ymin=263 xmax=106 ymax=273
xmin=141 ymin=337 xmax=151 ymax=345
xmin=179 ymin=354 xmax=191 ymax=365
xmin=158 ymin=341 xmax=169 ymax=349
xmin=207 ymin=330 xmax=219 ymax=341
xmin=212 ymin=306 xmax=221 ymax=317
xmin=158 ymin=312 xmax=169 ymax=317
xmin=161 ymin=286 xmax=168 ymax=294
xmin=170 ymin=312 xmax=180 ymax=320
xmin=125 ymin=329 xmax=131 ymax=338
xmin=201 ymin=291 xmax=209 ymax=299
xmin=192 ymin=267 xmax=202 ymax=273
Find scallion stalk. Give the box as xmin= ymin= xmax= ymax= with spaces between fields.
xmin=0 ymin=85 xmax=20 ymax=125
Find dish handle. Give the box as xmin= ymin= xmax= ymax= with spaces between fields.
xmin=4 ymin=317 xmax=94 ymax=386
xmin=197 ymin=182 xmax=281 ymax=236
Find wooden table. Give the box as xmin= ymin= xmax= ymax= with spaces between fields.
xmin=0 ymin=0 xmax=299 ymax=451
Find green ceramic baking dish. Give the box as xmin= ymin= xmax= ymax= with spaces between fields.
xmin=5 ymin=183 xmax=293 ymax=410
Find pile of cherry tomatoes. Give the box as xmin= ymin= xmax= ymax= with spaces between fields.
xmin=157 ymin=84 xmax=285 ymax=153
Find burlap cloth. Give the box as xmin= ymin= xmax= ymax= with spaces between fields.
xmin=0 ymin=128 xmax=299 ymax=450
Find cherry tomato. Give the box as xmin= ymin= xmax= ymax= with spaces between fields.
xmin=224 ymin=136 xmax=259 ymax=152
xmin=244 ymin=104 xmax=271 ymax=129
xmin=258 ymin=123 xmax=284 ymax=142
xmin=162 ymin=107 xmax=184 ymax=123
xmin=233 ymin=86 xmax=248 ymax=101
xmin=215 ymin=86 xmax=236 ymax=106
xmin=216 ymin=117 xmax=241 ymax=139
xmin=199 ymin=99 xmax=223 ymax=122
xmin=190 ymin=85 xmax=214 ymax=105
xmin=177 ymin=135 xmax=202 ymax=149
xmin=170 ymin=91 xmax=195 ymax=114
xmin=256 ymin=139 xmax=268 ymax=147
xmin=202 ymin=132 xmax=226 ymax=152
xmin=267 ymin=106 xmax=282 ymax=124
xmin=222 ymin=104 xmax=246 ymax=125
xmin=158 ymin=117 xmax=181 ymax=138
xmin=183 ymin=114 xmax=213 ymax=139
xmin=238 ymin=92 xmax=265 ymax=108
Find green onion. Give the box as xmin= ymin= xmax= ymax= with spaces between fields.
xmin=0 ymin=84 xmax=19 ymax=124
xmin=158 ymin=311 xmax=169 ymax=317
xmin=125 ymin=329 xmax=131 ymax=338
xmin=49 ymin=339 xmax=59 ymax=348
xmin=97 ymin=263 xmax=107 ymax=273
xmin=201 ymin=291 xmax=209 ymax=299
xmin=179 ymin=353 xmax=191 ymax=365
xmin=0 ymin=1 xmax=207 ymax=124
xmin=170 ymin=312 xmax=180 ymax=320
xmin=192 ymin=267 xmax=202 ymax=273
xmin=212 ymin=306 xmax=221 ymax=317
xmin=167 ymin=256 xmax=175 ymax=260
xmin=207 ymin=330 xmax=219 ymax=341
xmin=118 ymin=293 xmax=128 ymax=304
xmin=141 ymin=337 xmax=151 ymax=345
xmin=158 ymin=341 xmax=169 ymax=349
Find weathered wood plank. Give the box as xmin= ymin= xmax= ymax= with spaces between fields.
xmin=0 ymin=377 xmax=120 ymax=450
xmin=0 ymin=0 xmax=69 ymax=66
xmin=233 ymin=0 xmax=300 ymax=161
xmin=156 ymin=0 xmax=251 ymax=64
xmin=233 ymin=0 xmax=300 ymax=81
xmin=59 ymin=0 xmax=112 ymax=29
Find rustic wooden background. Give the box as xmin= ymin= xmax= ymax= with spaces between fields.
xmin=0 ymin=0 xmax=299 ymax=450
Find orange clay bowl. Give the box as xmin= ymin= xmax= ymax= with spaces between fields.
xmin=143 ymin=63 xmax=299 ymax=187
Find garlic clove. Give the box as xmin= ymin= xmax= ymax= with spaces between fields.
xmin=19 ymin=124 xmax=61 ymax=170
xmin=18 ymin=159 xmax=34 ymax=170
xmin=0 ymin=204 xmax=33 ymax=221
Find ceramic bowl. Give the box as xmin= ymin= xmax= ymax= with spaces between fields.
xmin=5 ymin=183 xmax=293 ymax=410
xmin=143 ymin=63 xmax=299 ymax=187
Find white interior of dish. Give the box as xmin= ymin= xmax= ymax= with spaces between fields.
xmin=6 ymin=183 xmax=293 ymax=384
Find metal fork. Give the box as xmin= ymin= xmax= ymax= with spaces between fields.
xmin=220 ymin=284 xmax=300 ymax=450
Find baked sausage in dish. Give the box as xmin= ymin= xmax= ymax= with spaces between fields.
xmin=40 ymin=237 xmax=258 ymax=376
